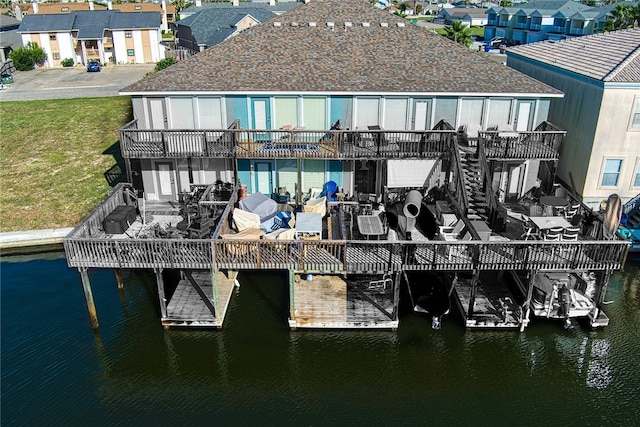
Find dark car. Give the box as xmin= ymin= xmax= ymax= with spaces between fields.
xmin=87 ymin=61 xmax=101 ymax=72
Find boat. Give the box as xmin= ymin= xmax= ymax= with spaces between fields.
xmin=404 ymin=271 xmax=451 ymax=329
xmin=618 ymin=193 xmax=640 ymax=253
xmin=530 ymin=271 xmax=598 ymax=329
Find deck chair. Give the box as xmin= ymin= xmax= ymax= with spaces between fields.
xmin=544 ymin=226 xmax=563 ymax=241
xmin=562 ymin=226 xmax=580 ymax=241
xmin=439 ymin=219 xmax=465 ymax=240
xmin=521 ymin=222 xmax=540 ymax=241
xmin=564 ymin=204 xmax=580 ymax=221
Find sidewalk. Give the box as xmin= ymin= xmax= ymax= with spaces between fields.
xmin=0 ymin=228 xmax=73 ymax=250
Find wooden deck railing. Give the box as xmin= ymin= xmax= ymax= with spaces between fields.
xmin=119 ymin=120 xmax=564 ymax=161
xmin=65 ymin=184 xmax=628 ymax=272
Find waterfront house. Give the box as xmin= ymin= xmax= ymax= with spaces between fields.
xmin=17 ymin=10 xmax=164 ymax=67
xmin=507 ymin=28 xmax=640 ymax=208
xmin=179 ymin=0 xmax=304 ymax=20
xmin=64 ymin=0 xmax=629 ymax=332
xmin=437 ymin=7 xmax=489 ymax=27
xmin=483 ymin=0 xmax=631 ymax=45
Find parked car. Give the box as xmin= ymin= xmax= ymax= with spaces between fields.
xmin=87 ymin=61 xmax=101 ymax=72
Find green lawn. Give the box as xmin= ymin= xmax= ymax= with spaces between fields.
xmin=0 ymin=97 xmax=133 ymax=232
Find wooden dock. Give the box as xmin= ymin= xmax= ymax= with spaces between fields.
xmin=289 ymin=274 xmax=398 ymax=329
xmin=164 ymin=270 xmax=235 ymax=328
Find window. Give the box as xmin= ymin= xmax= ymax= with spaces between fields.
xmin=125 ymin=31 xmax=132 ymax=38
xmin=459 ymin=98 xmax=484 ymax=127
xmin=52 ymin=53 xmax=60 ymax=60
xmin=487 ymin=99 xmax=512 ymax=128
xmin=601 ymin=159 xmax=622 ymax=187
xmin=433 ymin=97 xmax=458 ymax=128
xmin=196 ymin=97 xmax=222 ymax=129
xmin=127 ymin=49 xmax=135 ymax=56
xmin=302 ymin=97 xmax=326 ymax=129
xmin=383 ymin=98 xmax=408 ymax=130
xmin=274 ymin=97 xmax=298 ymax=129
xmin=169 ymin=97 xmax=195 ymax=129
xmin=355 ymin=98 xmax=380 ymax=128
xmin=134 ymin=5 xmax=142 ymax=9
xmin=61 ymin=6 xmax=69 ymax=11
xmin=634 ymin=161 xmax=640 ymax=187
xmin=49 ymin=34 xmax=56 ymax=40
xmin=630 ymin=98 xmax=640 ymax=130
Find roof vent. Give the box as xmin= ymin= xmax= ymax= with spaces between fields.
xmin=273 ymin=22 xmax=281 ymax=27
xmin=291 ymin=22 xmax=298 ymax=27
xmin=327 ymin=22 xmax=335 ymax=27
xmin=397 ymin=22 xmax=405 ymax=27
xmin=345 ymin=21 xmax=353 ymax=27
xmin=380 ymin=22 xmax=388 ymax=27
xmin=362 ymin=22 xmax=370 ymax=27
xmin=309 ymin=21 xmax=316 ymax=27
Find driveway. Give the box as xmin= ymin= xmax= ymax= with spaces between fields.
xmin=0 ymin=63 xmax=155 ymax=101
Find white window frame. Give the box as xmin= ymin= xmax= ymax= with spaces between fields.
xmin=600 ymin=158 xmax=624 ymax=188
xmin=632 ymin=158 xmax=640 ymax=189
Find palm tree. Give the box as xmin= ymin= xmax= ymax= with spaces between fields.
xmin=604 ymin=4 xmax=640 ymax=31
xmin=444 ymin=21 xmax=473 ymax=48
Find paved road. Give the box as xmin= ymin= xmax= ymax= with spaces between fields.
xmin=0 ymin=63 xmax=154 ymax=101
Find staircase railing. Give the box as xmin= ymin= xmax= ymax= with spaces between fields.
xmin=476 ymin=139 xmax=498 ymax=219
xmin=449 ymin=142 xmax=469 ymax=215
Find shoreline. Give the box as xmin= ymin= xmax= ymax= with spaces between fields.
xmin=0 ymin=228 xmax=73 ymax=250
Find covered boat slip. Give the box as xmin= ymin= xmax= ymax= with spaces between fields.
xmin=163 ymin=270 xmax=236 ymax=328
xmin=451 ymin=271 xmax=524 ymax=329
xmin=289 ymin=273 xmax=399 ymax=329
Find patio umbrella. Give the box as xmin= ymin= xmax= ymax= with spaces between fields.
xmin=602 ymin=194 xmax=622 ymax=240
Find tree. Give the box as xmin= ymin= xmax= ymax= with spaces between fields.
xmin=500 ymin=0 xmax=513 ymax=6
xmin=9 ymin=42 xmax=47 ymax=71
xmin=444 ymin=20 xmax=473 ymax=48
xmin=604 ymin=4 xmax=640 ymax=31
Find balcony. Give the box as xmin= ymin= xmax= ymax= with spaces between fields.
xmin=569 ymin=27 xmax=586 ymax=35
xmin=119 ymin=120 xmax=566 ymax=162
xmin=530 ymin=23 xmax=541 ymax=31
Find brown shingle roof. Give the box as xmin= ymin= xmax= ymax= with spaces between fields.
xmin=508 ymin=27 xmax=640 ymax=83
xmin=112 ymin=3 xmax=176 ymax=14
xmin=122 ymin=0 xmax=561 ymax=95
xmin=36 ymin=2 xmax=107 ymax=13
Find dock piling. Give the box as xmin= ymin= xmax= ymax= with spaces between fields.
xmin=79 ymin=267 xmax=99 ymax=329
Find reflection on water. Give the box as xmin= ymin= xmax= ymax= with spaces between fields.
xmin=1 ymin=253 xmax=639 ymax=425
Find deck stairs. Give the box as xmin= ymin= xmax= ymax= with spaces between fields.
xmin=621 ymin=193 xmax=640 ymax=228
xmin=0 ymin=60 xmax=16 ymax=76
xmin=457 ymin=145 xmax=490 ymax=221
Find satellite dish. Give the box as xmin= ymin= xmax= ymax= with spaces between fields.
xmin=602 ymin=194 xmax=622 ymax=240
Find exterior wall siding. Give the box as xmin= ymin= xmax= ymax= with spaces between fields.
xmin=113 ymin=31 xmax=127 ymax=64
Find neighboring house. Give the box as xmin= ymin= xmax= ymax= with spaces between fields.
xmin=110 ymin=0 xmax=176 ymax=33
xmin=175 ymin=7 xmax=276 ymax=54
xmin=17 ymin=10 xmax=164 ymax=67
xmin=484 ymin=0 xmax=637 ymax=44
xmin=120 ymin=0 xmax=562 ymax=202
xmin=437 ymin=7 xmax=489 ymax=27
xmin=180 ymin=0 xmax=303 ymax=20
xmin=0 ymin=15 xmax=22 ymax=63
xmin=507 ymin=28 xmax=640 ymax=208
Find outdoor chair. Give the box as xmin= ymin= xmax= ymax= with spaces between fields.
xmin=564 ymin=204 xmax=580 ymax=221
xmin=562 ymin=226 xmax=580 ymax=241
xmin=521 ymin=222 xmax=540 ymax=241
xmin=544 ymin=226 xmax=563 ymax=241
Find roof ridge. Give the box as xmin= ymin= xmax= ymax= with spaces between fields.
xmin=603 ymin=28 xmax=640 ymax=82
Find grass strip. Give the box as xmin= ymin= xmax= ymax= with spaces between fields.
xmin=0 ymin=97 xmax=132 ymax=232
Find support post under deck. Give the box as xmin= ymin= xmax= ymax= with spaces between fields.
xmin=392 ymin=271 xmax=401 ymax=321
xmin=289 ymin=269 xmax=296 ymax=323
xmin=154 ymin=268 xmax=167 ymax=320
xmin=212 ymin=269 xmax=221 ymax=324
xmin=520 ymin=271 xmax=535 ymax=333
xmin=467 ymin=269 xmax=479 ymax=320
xmin=115 ymin=269 xmax=124 ymax=289
xmin=79 ymin=267 xmax=99 ymax=329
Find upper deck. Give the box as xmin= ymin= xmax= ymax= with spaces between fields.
xmin=118 ymin=120 xmax=565 ymax=161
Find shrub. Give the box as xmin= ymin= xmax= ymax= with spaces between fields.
xmin=9 ymin=42 xmax=47 ymax=71
xmin=154 ymin=57 xmax=177 ymax=72
xmin=61 ymin=58 xmax=74 ymax=67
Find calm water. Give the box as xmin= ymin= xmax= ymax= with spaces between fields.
xmin=2 ymin=249 xmax=639 ymax=426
